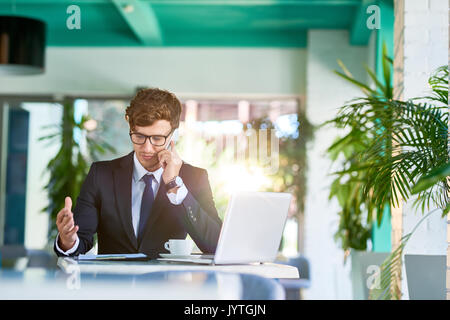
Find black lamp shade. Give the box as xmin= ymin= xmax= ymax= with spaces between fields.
xmin=0 ymin=16 xmax=46 ymax=75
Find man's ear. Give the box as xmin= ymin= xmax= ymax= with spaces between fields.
xmin=125 ymin=115 xmax=134 ymax=133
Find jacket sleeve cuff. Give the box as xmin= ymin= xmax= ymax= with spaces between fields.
xmin=166 ymin=181 xmax=188 ymax=205
xmin=55 ymin=233 xmax=80 ymax=256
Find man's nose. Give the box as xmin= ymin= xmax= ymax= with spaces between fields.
xmin=142 ymin=138 xmax=156 ymax=153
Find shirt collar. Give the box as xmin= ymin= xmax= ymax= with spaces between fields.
xmin=133 ymin=152 xmax=163 ymax=185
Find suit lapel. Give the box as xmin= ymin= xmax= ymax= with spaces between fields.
xmin=113 ymin=152 xmax=138 ymax=250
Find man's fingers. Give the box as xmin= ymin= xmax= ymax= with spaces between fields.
xmin=159 ymin=152 xmax=171 ymax=163
xmin=62 ymin=220 xmax=75 ymax=233
xmin=56 ymin=210 xmax=65 ymax=225
xmin=66 ymin=225 xmax=79 ymax=237
xmin=157 ymin=149 xmax=170 ymax=160
xmin=61 ymin=222 xmax=73 ymax=234
xmin=61 ymin=212 xmax=73 ymax=224
xmin=58 ymin=212 xmax=74 ymax=233
xmin=62 ymin=222 xmax=77 ymax=236
xmin=64 ymin=196 xmax=72 ymax=211
xmin=61 ymin=225 xmax=78 ymax=242
xmin=57 ymin=197 xmax=73 ymax=226
xmin=57 ymin=209 xmax=69 ymax=226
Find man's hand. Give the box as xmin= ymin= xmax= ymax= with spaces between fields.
xmin=56 ymin=197 xmax=79 ymax=251
xmin=158 ymin=141 xmax=183 ymax=185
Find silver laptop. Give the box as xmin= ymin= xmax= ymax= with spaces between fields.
xmin=157 ymin=191 xmax=292 ymax=265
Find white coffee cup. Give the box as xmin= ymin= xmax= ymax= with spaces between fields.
xmin=164 ymin=239 xmax=193 ymax=255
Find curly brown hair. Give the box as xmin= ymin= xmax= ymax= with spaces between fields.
xmin=125 ymin=87 xmax=182 ymax=132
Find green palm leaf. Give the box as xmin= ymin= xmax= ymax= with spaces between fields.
xmin=412 ymin=162 xmax=450 ymax=194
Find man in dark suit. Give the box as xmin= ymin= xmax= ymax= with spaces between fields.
xmin=54 ymin=88 xmax=222 ymax=259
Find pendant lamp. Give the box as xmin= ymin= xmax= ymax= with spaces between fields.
xmin=0 ymin=16 xmax=46 ymax=75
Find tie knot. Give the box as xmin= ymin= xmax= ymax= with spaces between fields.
xmin=142 ymin=174 xmax=153 ymax=186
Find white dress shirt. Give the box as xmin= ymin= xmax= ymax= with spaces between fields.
xmin=56 ymin=153 xmax=188 ymax=255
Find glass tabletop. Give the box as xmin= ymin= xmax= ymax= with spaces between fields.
xmin=0 ymin=265 xmax=284 ymax=300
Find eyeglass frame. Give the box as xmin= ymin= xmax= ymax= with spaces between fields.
xmin=129 ymin=129 xmax=174 ymax=146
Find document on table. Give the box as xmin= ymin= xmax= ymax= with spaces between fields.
xmin=77 ymin=253 xmax=149 ymax=261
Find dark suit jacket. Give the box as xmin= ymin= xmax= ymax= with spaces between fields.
xmin=54 ymin=151 xmax=223 ymax=259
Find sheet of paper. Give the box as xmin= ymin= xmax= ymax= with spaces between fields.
xmin=77 ymin=253 xmax=148 ymax=261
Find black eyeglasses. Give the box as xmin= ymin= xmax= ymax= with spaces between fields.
xmin=129 ymin=130 xmax=172 ymax=146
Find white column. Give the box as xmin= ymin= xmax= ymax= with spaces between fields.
xmin=304 ymin=30 xmax=369 ymax=299
xmin=238 ymin=100 xmax=250 ymax=124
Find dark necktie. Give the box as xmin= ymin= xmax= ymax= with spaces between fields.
xmin=137 ymin=174 xmax=154 ymax=243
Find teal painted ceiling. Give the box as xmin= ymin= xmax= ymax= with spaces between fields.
xmin=0 ymin=0 xmax=376 ymax=47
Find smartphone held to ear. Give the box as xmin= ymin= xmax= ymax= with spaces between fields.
xmin=166 ymin=128 xmax=179 ymax=151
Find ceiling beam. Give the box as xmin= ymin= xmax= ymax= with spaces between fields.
xmin=112 ymin=0 xmax=162 ymax=46
xmin=350 ymin=0 xmax=377 ymax=45
xmin=11 ymin=0 xmax=361 ymax=4
xmin=141 ymin=0 xmax=361 ymax=5
xmin=163 ymin=29 xmax=307 ymax=47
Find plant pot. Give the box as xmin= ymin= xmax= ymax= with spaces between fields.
xmin=404 ymin=254 xmax=446 ymax=300
xmin=350 ymin=250 xmax=389 ymax=300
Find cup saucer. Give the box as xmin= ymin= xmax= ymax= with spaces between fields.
xmin=159 ymin=253 xmax=197 ymax=259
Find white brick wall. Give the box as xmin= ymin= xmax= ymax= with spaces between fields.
xmin=428 ymin=0 xmax=448 ymax=11
xmin=402 ymin=0 xmax=448 ymax=99
xmin=407 ymin=0 xmax=430 ymax=11
xmin=405 ymin=0 xmax=447 ymax=12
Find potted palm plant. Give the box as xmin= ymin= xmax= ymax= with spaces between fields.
xmin=324 ymin=45 xmax=394 ymax=299
xmin=325 ymin=44 xmax=449 ymax=299
xmin=368 ymin=65 xmax=449 ymax=300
